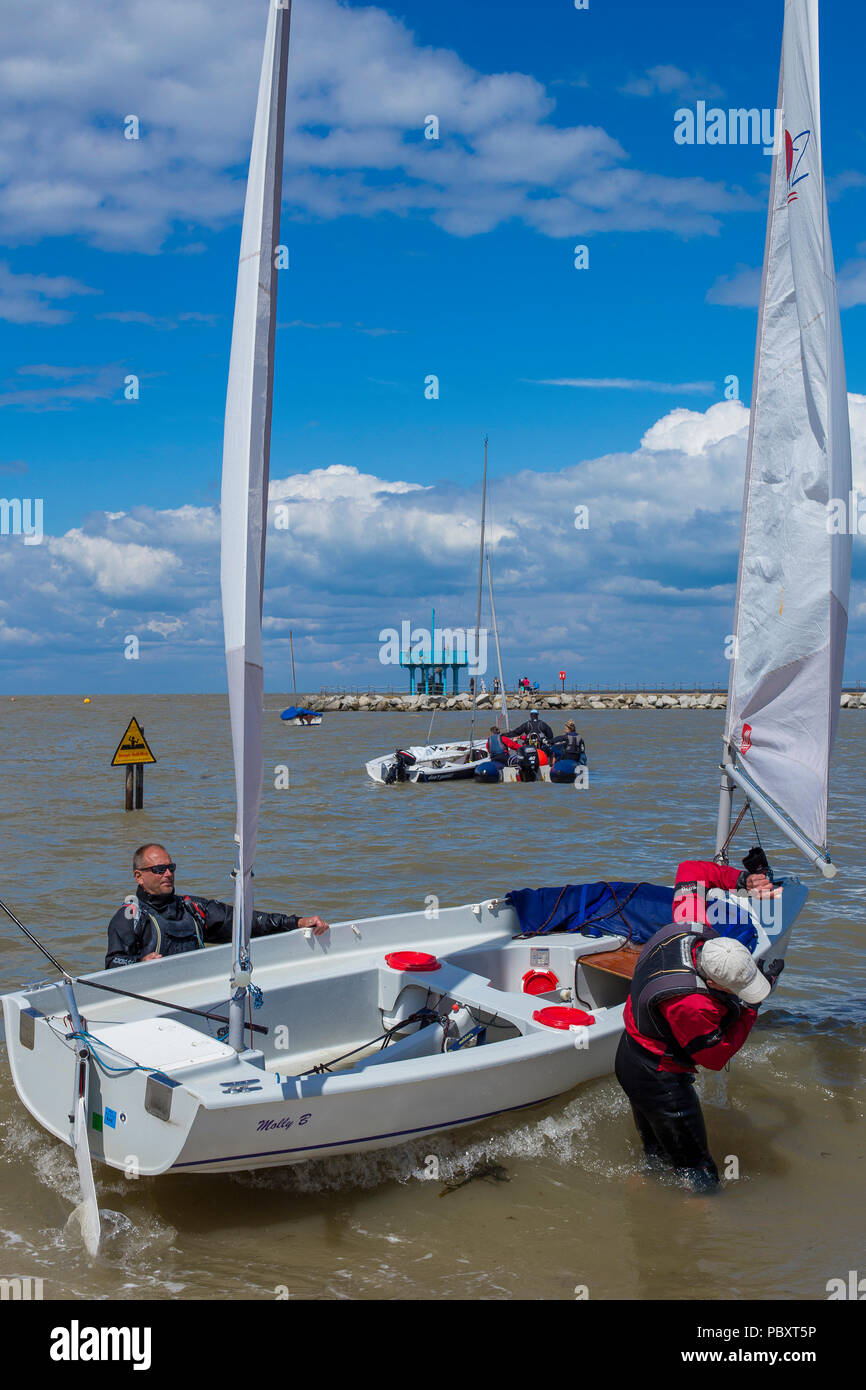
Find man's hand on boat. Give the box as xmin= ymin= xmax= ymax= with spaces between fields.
xmin=298 ymin=915 xmax=329 ymax=935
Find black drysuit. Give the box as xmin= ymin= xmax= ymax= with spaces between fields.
xmin=105 ymin=887 xmax=300 ymax=969
xmin=508 ymin=715 xmax=554 ymax=746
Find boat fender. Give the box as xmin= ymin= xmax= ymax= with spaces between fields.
xmin=522 ymin=968 xmax=559 ymax=996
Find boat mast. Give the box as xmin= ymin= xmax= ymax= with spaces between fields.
xmin=221 ymin=0 xmax=292 ymax=1051
xmin=290 ymin=629 xmax=297 ymax=697
xmin=468 ymin=435 xmax=488 ymax=749
xmin=486 ymin=549 xmax=509 ymax=731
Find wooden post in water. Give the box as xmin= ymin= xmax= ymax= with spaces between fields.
xmin=125 ymin=766 xmax=134 ymax=811
xmin=135 ymin=762 xmax=144 ymax=809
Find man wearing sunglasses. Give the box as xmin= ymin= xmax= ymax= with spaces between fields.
xmin=105 ymin=842 xmax=328 ymax=969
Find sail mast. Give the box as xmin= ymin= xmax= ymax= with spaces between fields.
xmin=468 ymin=435 xmax=488 ymax=749
xmin=716 ymin=0 xmax=851 ymax=874
xmin=221 ymin=0 xmax=292 ymax=1051
xmin=486 ymin=550 xmax=509 ymax=731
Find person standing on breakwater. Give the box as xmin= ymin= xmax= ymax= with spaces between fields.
xmin=105 ymin=842 xmax=329 ymax=969
xmin=615 ymin=859 xmax=782 ymax=1192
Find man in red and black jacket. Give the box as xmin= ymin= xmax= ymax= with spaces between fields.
xmin=614 ymin=858 xmax=783 ymax=1191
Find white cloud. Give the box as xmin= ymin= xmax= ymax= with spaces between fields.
xmin=0 ymin=0 xmax=752 ymax=252
xmin=48 ymin=530 xmax=183 ymax=597
xmin=705 ymin=264 xmax=761 ymax=307
xmin=0 ymin=261 xmax=99 ymax=324
xmin=0 ymin=363 xmax=121 ymax=410
xmin=619 ymin=65 xmax=724 ymax=102
xmin=2 ymin=399 xmax=862 ymax=689
xmin=531 ymin=378 xmax=715 ymax=395
xmin=640 ymin=399 xmax=749 ymax=455
xmin=838 ymin=259 xmax=866 ymax=310
xmin=269 ymin=464 xmax=427 ymax=504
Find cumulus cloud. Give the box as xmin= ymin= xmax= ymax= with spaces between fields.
xmin=0 ymin=0 xmax=753 ymax=252
xmin=1 ymin=400 xmax=862 ymax=692
xmin=640 ymin=399 xmax=749 ymax=455
xmin=47 ymin=530 xmax=183 ymax=598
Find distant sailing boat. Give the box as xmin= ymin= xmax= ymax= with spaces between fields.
xmin=0 ymin=0 xmax=847 ymax=1201
xmin=279 ymin=635 xmax=322 ymax=724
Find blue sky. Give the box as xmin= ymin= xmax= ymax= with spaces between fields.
xmin=1 ymin=0 xmax=864 ymax=693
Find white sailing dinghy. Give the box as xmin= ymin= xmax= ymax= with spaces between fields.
xmin=0 ymin=0 xmax=850 ymax=1204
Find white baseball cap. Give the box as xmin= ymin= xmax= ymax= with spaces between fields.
xmin=698 ymin=937 xmax=770 ymax=1005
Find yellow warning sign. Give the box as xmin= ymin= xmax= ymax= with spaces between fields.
xmin=111 ymin=717 xmax=156 ymax=767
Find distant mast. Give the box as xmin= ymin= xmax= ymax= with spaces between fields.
xmin=716 ymin=0 xmax=851 ymax=875
xmin=487 ymin=550 xmax=509 ymax=731
xmin=468 ymin=436 xmax=488 ymax=749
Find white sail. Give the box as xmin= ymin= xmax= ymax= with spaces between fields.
xmin=724 ymin=0 xmax=852 ymax=855
xmin=220 ymin=0 xmax=291 ymax=1047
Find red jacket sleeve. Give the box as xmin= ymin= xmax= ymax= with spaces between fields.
xmin=660 ymin=994 xmax=758 ymax=1070
xmin=674 ymin=860 xmax=743 ymax=892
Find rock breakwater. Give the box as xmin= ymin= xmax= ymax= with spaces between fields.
xmin=282 ymin=691 xmax=865 ymax=713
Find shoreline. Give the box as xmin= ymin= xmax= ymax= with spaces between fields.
xmin=286 ymin=690 xmax=866 ymax=712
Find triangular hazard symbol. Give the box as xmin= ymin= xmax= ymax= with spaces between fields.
xmin=111 ymin=717 xmax=156 ymax=766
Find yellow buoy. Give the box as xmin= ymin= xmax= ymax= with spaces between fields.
xmin=84 ymin=697 xmax=91 ymax=704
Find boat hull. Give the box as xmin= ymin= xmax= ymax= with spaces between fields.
xmin=1 ymin=882 xmax=807 ymax=1177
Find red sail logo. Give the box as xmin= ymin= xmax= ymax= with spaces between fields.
xmin=740 ymin=723 xmax=752 ymax=753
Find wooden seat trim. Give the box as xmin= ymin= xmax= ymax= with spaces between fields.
xmin=580 ymin=944 xmax=641 ymax=980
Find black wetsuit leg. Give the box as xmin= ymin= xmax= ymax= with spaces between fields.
xmin=615 ymin=1031 xmax=719 ymax=1190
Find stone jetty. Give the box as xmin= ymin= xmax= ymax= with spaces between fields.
xmin=284 ymin=690 xmax=866 ymax=713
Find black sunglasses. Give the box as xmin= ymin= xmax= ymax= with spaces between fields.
xmin=140 ymin=862 xmax=176 ymax=875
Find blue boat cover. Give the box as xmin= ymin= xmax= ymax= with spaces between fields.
xmin=279 ymin=706 xmax=320 ymax=721
xmin=505 ymin=881 xmax=757 ymax=950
